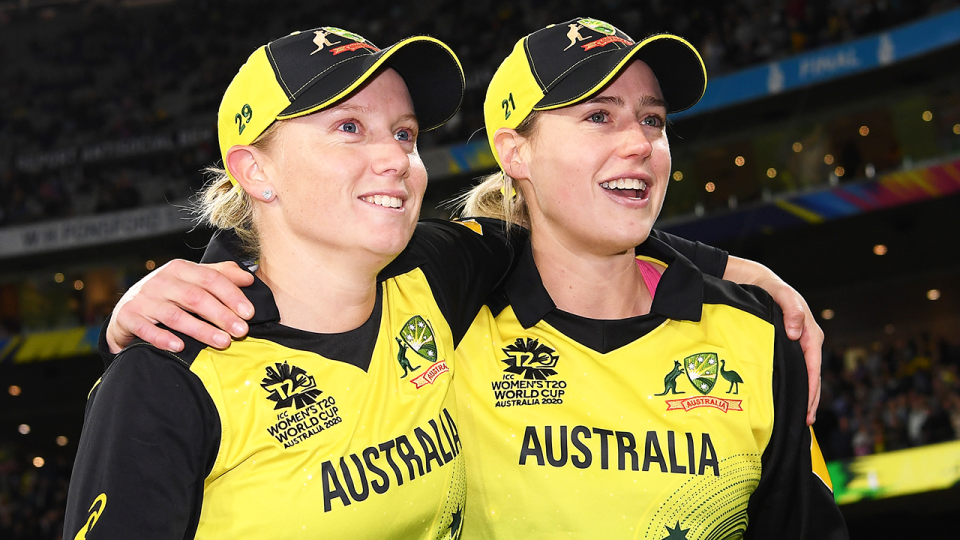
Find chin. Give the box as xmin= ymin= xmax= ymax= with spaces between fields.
xmin=364 ymin=228 xmax=416 ymax=259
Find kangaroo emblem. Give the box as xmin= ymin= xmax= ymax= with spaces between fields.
xmin=563 ymin=24 xmax=589 ymax=51
xmin=310 ymin=29 xmax=341 ymax=55
xmin=396 ymin=337 xmax=421 ymax=378
xmin=655 ymin=360 xmax=686 ymax=395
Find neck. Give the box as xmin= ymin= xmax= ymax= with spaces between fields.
xmin=530 ymin=230 xmax=657 ymax=320
xmin=255 ymin=225 xmax=389 ymax=334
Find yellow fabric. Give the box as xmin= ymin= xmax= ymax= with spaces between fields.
xmin=483 ymin=38 xmax=546 ymax=168
xmin=455 ymin=303 xmax=776 ymax=539
xmin=188 ymin=269 xmax=466 ymax=539
xmin=810 ymin=428 xmax=833 ymax=491
xmin=217 ymin=46 xmax=291 ymax=184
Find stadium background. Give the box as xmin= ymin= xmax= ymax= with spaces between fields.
xmin=2 ymin=0 xmax=959 ymax=537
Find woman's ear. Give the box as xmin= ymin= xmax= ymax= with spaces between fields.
xmin=226 ymin=145 xmax=274 ymax=202
xmin=494 ymin=128 xmax=530 ymax=181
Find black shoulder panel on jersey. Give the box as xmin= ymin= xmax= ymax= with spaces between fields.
xmin=382 ymin=218 xmax=527 ymax=347
xmin=649 ymin=229 xmax=728 ymax=279
xmin=701 ymin=276 xmax=774 ymax=325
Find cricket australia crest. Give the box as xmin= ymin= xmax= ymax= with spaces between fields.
xmin=396 ymin=315 xmax=448 ymax=388
xmin=685 ymin=352 xmax=718 ymax=394
xmin=656 ymin=352 xmax=745 ymax=413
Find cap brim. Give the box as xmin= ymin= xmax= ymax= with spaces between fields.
xmin=536 ymin=34 xmax=706 ymax=114
xmin=278 ymin=36 xmax=464 ymax=131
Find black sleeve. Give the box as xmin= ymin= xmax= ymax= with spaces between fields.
xmin=97 ymin=315 xmax=117 ymax=370
xmin=745 ymin=299 xmax=848 ymax=539
xmin=385 ymin=218 xmax=528 ymax=346
xmin=63 ymin=344 xmax=220 ymax=539
xmin=648 ymin=229 xmax=728 ymax=278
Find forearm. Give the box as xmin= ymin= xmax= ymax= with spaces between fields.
xmin=723 ymin=255 xmax=777 ymax=286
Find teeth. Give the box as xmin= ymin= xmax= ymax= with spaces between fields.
xmin=601 ymin=179 xmax=648 ymax=190
xmin=363 ymin=195 xmax=403 ymax=208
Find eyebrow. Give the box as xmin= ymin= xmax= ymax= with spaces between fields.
xmin=328 ymin=104 xmax=419 ymax=127
xmin=329 ymin=103 xmax=371 ymax=114
xmin=639 ymin=95 xmax=669 ymax=110
xmin=583 ymin=95 xmax=625 ymax=107
xmin=583 ymin=94 xmax=668 ymax=110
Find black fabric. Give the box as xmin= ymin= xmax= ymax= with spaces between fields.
xmin=248 ymin=290 xmax=382 ymax=372
xmin=269 ymin=29 xmax=464 ymax=131
xmin=745 ymin=298 xmax=849 ymax=539
xmin=515 ymin=236 xmax=703 ymax=353
xmin=524 ymin=18 xmax=705 ymax=113
xmin=63 ymin=345 xmax=221 ymax=539
xmin=382 ymin=218 xmax=527 ymax=346
xmin=649 ymin=229 xmax=728 ymax=279
xmin=496 ymin=228 xmax=725 ymax=348
xmin=97 ymin=316 xmax=115 ymax=370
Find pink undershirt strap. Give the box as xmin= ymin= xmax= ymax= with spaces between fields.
xmin=636 ymin=259 xmax=662 ymax=299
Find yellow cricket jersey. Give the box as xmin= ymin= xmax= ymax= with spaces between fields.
xmin=455 ymin=237 xmax=846 ymax=539
xmin=64 ymin=219 xmax=519 ymax=540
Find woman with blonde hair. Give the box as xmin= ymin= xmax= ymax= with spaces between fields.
xmin=91 ymin=19 xmax=834 ymax=540
xmin=453 ymin=18 xmax=846 ymax=538
xmin=65 ymin=26 xmax=506 ymax=539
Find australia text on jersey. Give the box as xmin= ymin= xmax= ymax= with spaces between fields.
xmin=321 ymin=408 xmax=462 ymax=512
xmin=519 ymin=425 xmax=720 ymax=477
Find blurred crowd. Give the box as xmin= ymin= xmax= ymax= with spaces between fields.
xmin=1 ymin=0 xmax=957 ymax=226
xmin=0 ymin=451 xmax=70 ymax=540
xmin=817 ymin=334 xmax=960 ymax=461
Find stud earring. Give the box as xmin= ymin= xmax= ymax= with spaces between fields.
xmin=262 ymin=189 xmax=273 ymax=200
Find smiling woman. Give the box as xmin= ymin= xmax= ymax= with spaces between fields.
xmin=508 ymin=61 xmax=672 ymax=269
xmin=454 ymin=17 xmax=848 ymax=539
xmin=61 ymin=27 xmax=518 ymax=540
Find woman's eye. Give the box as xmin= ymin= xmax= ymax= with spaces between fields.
xmin=589 ymin=112 xmax=607 ymax=123
xmin=642 ymin=115 xmax=664 ymax=128
xmin=340 ymin=122 xmax=358 ymax=133
xmin=395 ymin=129 xmax=413 ymax=142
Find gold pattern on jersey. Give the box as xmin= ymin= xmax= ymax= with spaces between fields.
xmin=73 ymin=493 xmax=106 ymax=540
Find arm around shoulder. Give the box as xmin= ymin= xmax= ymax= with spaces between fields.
xmin=63 ymin=344 xmax=221 ymax=539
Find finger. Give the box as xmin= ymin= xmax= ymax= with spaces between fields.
xmin=208 ymin=260 xmax=256 ymax=288
xmin=799 ymin=320 xmax=824 ymax=426
xmin=776 ymin=289 xmax=805 ymax=341
xmin=167 ymin=260 xmax=255 ymax=321
xmin=808 ymin=379 xmax=822 ymax=426
xmin=115 ymin=312 xmax=186 ymax=353
xmin=158 ymin=279 xmax=249 ymax=339
xmin=148 ymin=298 xmax=233 ymax=350
xmin=765 ymin=281 xmax=806 ymax=341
